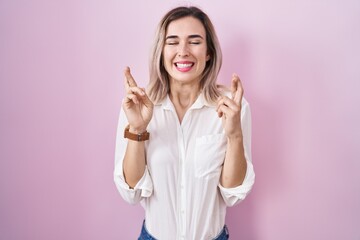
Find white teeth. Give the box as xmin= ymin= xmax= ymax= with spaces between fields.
xmin=176 ymin=63 xmax=193 ymax=68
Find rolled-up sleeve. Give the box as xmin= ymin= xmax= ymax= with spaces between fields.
xmin=218 ymin=99 xmax=255 ymax=207
xmin=113 ymin=108 xmax=153 ymax=205
xmin=218 ymin=161 xmax=255 ymax=206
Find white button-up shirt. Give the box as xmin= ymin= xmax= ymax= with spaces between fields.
xmin=114 ymin=93 xmax=255 ymax=240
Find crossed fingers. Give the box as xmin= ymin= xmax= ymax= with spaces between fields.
xmin=217 ymin=74 xmax=244 ymax=118
xmin=230 ymin=74 xmax=243 ymax=105
xmin=123 ymin=67 xmax=145 ymax=104
xmin=124 ymin=66 xmax=137 ymax=89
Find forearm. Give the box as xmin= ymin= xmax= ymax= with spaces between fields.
xmin=220 ymin=136 xmax=247 ymax=188
xmin=123 ymin=140 xmax=146 ymax=188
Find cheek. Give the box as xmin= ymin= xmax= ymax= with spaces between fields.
xmin=196 ymin=48 xmax=209 ymax=61
xmin=163 ymin=54 xmax=172 ymax=68
xmin=198 ymin=53 xmax=209 ymax=66
xmin=162 ymin=52 xmax=173 ymax=73
xmin=163 ymin=49 xmax=174 ymax=64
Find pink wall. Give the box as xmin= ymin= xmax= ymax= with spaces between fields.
xmin=1 ymin=1 xmax=359 ymax=239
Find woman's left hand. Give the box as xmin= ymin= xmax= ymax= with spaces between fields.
xmin=216 ymin=74 xmax=244 ymax=139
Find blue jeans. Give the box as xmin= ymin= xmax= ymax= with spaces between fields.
xmin=138 ymin=220 xmax=229 ymax=240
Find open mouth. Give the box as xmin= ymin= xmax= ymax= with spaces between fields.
xmin=175 ymin=62 xmax=194 ymax=72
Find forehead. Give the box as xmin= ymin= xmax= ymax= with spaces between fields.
xmin=166 ymin=16 xmax=206 ymax=37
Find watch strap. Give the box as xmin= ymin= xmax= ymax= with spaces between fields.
xmin=124 ymin=125 xmax=150 ymax=141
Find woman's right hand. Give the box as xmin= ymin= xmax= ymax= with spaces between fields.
xmin=122 ymin=67 xmax=154 ymax=133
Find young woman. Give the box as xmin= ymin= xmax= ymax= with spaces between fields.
xmin=114 ymin=6 xmax=255 ymax=240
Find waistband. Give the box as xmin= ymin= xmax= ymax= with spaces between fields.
xmin=138 ymin=220 xmax=229 ymax=240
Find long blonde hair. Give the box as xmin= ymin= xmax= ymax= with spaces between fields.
xmin=147 ymin=6 xmax=223 ymax=104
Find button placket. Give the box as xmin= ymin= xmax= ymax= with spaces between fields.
xmin=176 ymin=123 xmax=186 ymax=239
xmin=179 ymin=121 xmax=188 ymax=239
xmin=176 ymin=108 xmax=193 ymax=239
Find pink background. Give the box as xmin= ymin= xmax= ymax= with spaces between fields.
xmin=1 ymin=1 xmax=359 ymax=239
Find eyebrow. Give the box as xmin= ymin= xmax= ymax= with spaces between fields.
xmin=165 ymin=34 xmax=204 ymax=40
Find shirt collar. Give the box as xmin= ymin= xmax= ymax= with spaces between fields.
xmin=157 ymin=93 xmax=213 ymax=111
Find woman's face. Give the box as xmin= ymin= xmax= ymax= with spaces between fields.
xmin=163 ymin=16 xmax=210 ymax=86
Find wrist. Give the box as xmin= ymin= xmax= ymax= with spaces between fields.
xmin=124 ymin=125 xmax=150 ymax=142
xmin=129 ymin=126 xmax=147 ymax=134
xmin=227 ymin=133 xmax=243 ymax=142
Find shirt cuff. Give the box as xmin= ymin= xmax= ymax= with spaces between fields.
xmin=218 ymin=160 xmax=255 ymax=207
xmin=131 ymin=167 xmax=153 ymax=197
xmin=115 ymin=166 xmax=153 ymax=199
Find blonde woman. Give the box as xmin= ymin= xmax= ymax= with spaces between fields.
xmin=114 ymin=6 xmax=255 ymax=240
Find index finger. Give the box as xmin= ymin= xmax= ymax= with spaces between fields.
xmin=230 ymin=73 xmax=238 ymax=99
xmin=124 ymin=66 xmax=138 ymax=88
xmin=232 ymin=74 xmax=244 ymax=105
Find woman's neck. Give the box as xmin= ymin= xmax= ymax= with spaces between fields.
xmin=169 ymin=81 xmax=201 ymax=123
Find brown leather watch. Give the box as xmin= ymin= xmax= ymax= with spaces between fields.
xmin=124 ymin=125 xmax=150 ymax=141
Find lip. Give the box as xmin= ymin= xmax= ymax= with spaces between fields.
xmin=174 ymin=61 xmax=194 ymax=72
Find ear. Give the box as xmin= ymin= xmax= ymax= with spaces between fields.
xmin=206 ymin=54 xmax=211 ymax=61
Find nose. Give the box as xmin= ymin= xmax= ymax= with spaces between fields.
xmin=177 ymin=42 xmax=189 ymax=57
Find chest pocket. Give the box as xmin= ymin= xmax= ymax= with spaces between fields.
xmin=194 ymin=133 xmax=227 ymax=178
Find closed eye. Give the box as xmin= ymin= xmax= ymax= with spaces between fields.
xmin=166 ymin=42 xmax=179 ymax=45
